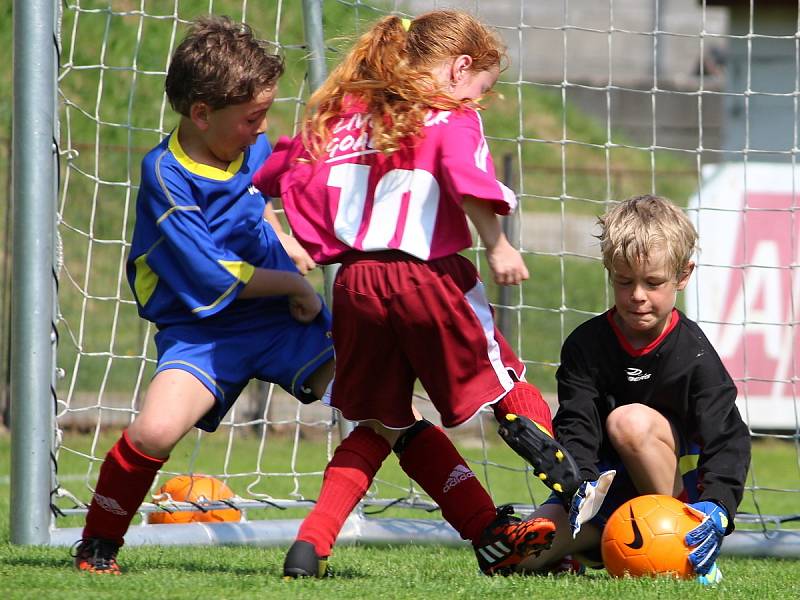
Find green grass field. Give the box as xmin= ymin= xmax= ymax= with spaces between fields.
xmin=2 ymin=431 xmax=799 ymax=599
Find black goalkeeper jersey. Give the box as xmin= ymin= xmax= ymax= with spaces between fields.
xmin=554 ymin=308 xmax=751 ymax=522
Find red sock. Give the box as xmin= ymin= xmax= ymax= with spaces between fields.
xmin=296 ymin=426 xmax=391 ymax=557
xmin=82 ymin=430 xmax=166 ymax=546
xmin=397 ymin=424 xmax=495 ymax=545
xmin=493 ymin=381 xmax=554 ymax=436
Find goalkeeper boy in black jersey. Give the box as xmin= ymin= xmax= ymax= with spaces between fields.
xmin=514 ymin=195 xmax=751 ymax=584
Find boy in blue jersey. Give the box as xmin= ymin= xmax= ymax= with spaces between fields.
xmin=72 ymin=16 xmax=332 ymax=574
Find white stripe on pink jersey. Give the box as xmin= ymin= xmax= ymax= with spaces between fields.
xmin=473 ymin=112 xmax=490 ymax=172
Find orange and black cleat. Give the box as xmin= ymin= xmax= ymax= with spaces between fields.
xmin=72 ymin=537 xmax=121 ymax=575
xmin=474 ymin=505 xmax=556 ymax=576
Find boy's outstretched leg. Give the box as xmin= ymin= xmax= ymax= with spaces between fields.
xmin=283 ymin=426 xmax=391 ymax=578
xmin=394 ymin=420 xmax=556 ymax=575
xmin=494 ymin=381 xmax=581 ymax=499
xmin=73 ymin=429 xmax=166 ymax=574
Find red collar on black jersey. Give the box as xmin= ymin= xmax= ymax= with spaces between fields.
xmin=606 ymin=307 xmax=680 ymax=357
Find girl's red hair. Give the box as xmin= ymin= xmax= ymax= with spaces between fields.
xmin=303 ymin=10 xmax=506 ymax=157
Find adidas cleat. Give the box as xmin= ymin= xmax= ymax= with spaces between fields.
xmin=498 ymin=414 xmax=581 ymax=500
xmin=72 ymin=537 xmax=121 ymax=575
xmin=283 ymin=540 xmax=330 ymax=579
xmin=474 ymin=505 xmax=556 ymax=576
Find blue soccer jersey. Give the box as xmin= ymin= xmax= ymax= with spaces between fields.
xmin=127 ymin=127 xmax=297 ymax=327
xmin=126 ymin=127 xmax=334 ymax=428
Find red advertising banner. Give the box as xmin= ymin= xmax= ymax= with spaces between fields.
xmin=687 ymin=163 xmax=799 ymax=430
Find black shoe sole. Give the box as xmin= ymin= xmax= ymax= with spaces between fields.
xmin=498 ymin=414 xmax=581 ymax=499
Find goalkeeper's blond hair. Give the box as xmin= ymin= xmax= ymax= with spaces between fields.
xmin=598 ymin=195 xmax=699 ymax=281
xmin=165 ymin=15 xmax=284 ymax=117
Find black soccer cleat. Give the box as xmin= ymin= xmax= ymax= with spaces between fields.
xmin=283 ymin=540 xmax=330 ymax=579
xmin=72 ymin=537 xmax=121 ymax=575
xmin=473 ymin=505 xmax=556 ymax=576
xmin=498 ymin=414 xmax=582 ymax=500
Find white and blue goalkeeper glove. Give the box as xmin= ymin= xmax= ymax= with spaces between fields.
xmin=685 ymin=501 xmax=728 ymax=575
xmin=696 ymin=561 xmax=723 ymax=586
xmin=568 ymin=470 xmax=615 ymax=539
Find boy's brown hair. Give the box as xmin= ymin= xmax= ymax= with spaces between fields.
xmin=598 ymin=194 xmax=699 ymax=279
xmin=165 ymin=15 xmax=284 ymax=116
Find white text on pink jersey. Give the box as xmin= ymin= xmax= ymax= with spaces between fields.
xmin=325 ymin=110 xmax=452 ymax=162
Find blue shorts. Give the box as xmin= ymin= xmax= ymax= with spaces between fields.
xmin=154 ymin=303 xmax=334 ymax=431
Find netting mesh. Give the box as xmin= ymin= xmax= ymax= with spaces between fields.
xmin=46 ymin=0 xmax=799 ymax=545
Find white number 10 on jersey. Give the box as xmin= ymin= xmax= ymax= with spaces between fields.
xmin=327 ymin=163 xmax=440 ymax=260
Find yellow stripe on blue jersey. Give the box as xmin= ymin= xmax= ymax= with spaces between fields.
xmin=168 ymin=126 xmax=244 ymax=180
xmin=218 ymin=260 xmax=255 ymax=283
xmin=132 ymin=253 xmax=159 ymax=307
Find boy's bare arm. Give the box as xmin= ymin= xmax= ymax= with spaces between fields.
xmin=239 ymin=267 xmax=321 ymax=323
xmin=462 ymin=196 xmax=529 ymax=285
xmin=263 ymin=202 xmax=317 ymax=274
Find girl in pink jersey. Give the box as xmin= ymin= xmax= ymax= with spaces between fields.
xmin=255 ymin=11 xmax=580 ymax=578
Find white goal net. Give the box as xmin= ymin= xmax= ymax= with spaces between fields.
xmin=11 ymin=0 xmax=797 ymax=555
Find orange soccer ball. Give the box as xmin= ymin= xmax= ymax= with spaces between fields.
xmin=148 ymin=474 xmax=241 ymax=524
xmin=601 ymin=494 xmax=704 ymax=579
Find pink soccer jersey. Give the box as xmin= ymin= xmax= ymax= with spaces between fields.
xmin=254 ymin=104 xmax=517 ymax=263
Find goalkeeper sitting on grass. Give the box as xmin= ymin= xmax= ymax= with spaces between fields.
xmin=514 ymin=195 xmax=751 ymax=585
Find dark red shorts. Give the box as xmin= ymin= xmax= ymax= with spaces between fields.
xmin=327 ymin=252 xmax=524 ymax=428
